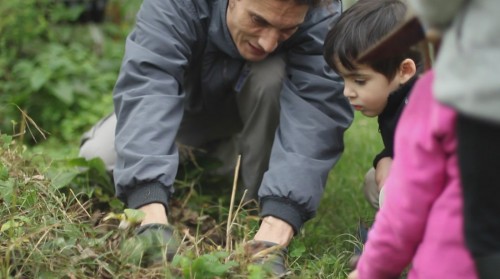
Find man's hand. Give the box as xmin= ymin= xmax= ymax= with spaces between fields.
xmin=253 ymin=216 xmax=294 ymax=246
xmin=348 ymin=269 xmax=359 ymax=279
xmin=375 ymin=157 xmax=393 ymax=191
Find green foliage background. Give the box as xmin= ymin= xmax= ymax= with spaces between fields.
xmin=0 ymin=0 xmax=141 ymax=145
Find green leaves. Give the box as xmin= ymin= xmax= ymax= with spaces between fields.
xmin=30 ymin=68 xmax=52 ymax=91
xmin=289 ymin=241 xmax=306 ymax=258
xmin=172 ymin=251 xmax=238 ymax=279
xmin=0 ymin=220 xmax=21 ymax=233
xmin=1 ymin=216 xmax=30 ymax=234
xmin=103 ymin=209 xmax=145 ymax=229
xmin=0 ymin=177 xmax=15 ymax=204
xmin=51 ymin=80 xmax=75 ymax=105
xmin=123 ymin=209 xmax=146 ymax=225
xmin=0 ymin=0 xmax=122 ymax=144
xmin=49 ymin=168 xmax=80 ymax=190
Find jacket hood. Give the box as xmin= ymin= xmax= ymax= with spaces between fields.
xmin=208 ymin=0 xmax=241 ymax=59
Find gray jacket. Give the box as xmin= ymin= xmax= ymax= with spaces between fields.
xmin=112 ymin=0 xmax=353 ymax=233
xmin=410 ymin=0 xmax=500 ymax=123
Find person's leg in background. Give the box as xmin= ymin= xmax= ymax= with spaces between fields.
xmin=349 ymin=167 xmax=381 ymax=269
xmin=456 ymin=113 xmax=500 ymax=278
xmin=363 ymin=167 xmax=381 ymax=209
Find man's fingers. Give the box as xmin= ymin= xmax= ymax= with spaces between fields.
xmin=348 ymin=270 xmax=359 ymax=279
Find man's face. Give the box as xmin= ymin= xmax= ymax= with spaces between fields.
xmin=335 ymin=62 xmax=400 ymax=117
xmin=226 ymin=0 xmax=309 ymax=62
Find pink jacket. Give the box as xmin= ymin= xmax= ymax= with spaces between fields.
xmin=357 ymin=71 xmax=477 ymax=279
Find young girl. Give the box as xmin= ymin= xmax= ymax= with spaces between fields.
xmin=410 ymin=0 xmax=500 ymax=276
xmin=349 ymin=71 xmax=477 ymax=278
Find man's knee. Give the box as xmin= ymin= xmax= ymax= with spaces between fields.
xmin=78 ymin=113 xmax=117 ymax=171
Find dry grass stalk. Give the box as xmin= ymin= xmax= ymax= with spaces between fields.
xmin=13 ymin=105 xmax=47 ymax=143
xmin=226 ymin=154 xmax=242 ymax=252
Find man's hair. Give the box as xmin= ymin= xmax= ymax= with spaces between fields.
xmin=291 ymin=0 xmax=331 ymax=8
xmin=323 ymin=0 xmax=422 ymax=80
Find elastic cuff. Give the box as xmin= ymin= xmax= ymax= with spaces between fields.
xmin=125 ymin=181 xmax=170 ymax=212
xmin=259 ymin=197 xmax=305 ymax=235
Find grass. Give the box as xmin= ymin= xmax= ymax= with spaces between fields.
xmin=0 ymin=113 xmax=382 ymax=278
xmin=294 ymin=115 xmax=381 ymax=278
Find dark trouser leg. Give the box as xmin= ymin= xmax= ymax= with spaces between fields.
xmin=178 ymin=55 xmax=284 ymax=202
xmin=456 ymin=113 xmax=500 ymax=278
xmin=234 ymin=54 xmax=285 ymax=201
xmin=176 ymin=95 xmax=243 ymax=175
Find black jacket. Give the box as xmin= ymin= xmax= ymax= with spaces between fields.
xmin=373 ymin=78 xmax=417 ymax=168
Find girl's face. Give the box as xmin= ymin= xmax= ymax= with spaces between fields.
xmin=335 ymin=62 xmax=402 ymax=117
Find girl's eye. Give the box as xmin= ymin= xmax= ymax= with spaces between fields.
xmin=354 ymin=79 xmax=366 ymax=85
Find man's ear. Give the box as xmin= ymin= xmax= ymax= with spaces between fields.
xmin=397 ymin=59 xmax=417 ymax=84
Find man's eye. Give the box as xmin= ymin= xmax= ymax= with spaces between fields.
xmin=282 ymin=27 xmax=298 ymax=36
xmin=277 ymin=29 xmax=296 ymax=42
xmin=251 ymin=16 xmax=266 ymax=26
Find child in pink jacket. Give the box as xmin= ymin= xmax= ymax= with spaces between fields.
xmin=350 ymin=71 xmax=477 ymax=279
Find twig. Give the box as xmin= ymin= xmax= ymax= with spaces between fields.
xmin=183 ymin=228 xmax=200 ymax=256
xmin=230 ymin=189 xmax=247 ymax=229
xmin=181 ymin=181 xmax=196 ymax=209
xmin=14 ymin=105 xmax=48 ymax=142
xmin=226 ymin=154 xmax=241 ymax=252
xmin=70 ymin=188 xmax=91 ymax=218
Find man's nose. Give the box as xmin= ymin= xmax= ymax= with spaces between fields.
xmin=258 ymin=29 xmax=279 ymax=53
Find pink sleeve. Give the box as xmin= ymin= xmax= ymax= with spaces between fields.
xmin=357 ymin=71 xmax=447 ymax=278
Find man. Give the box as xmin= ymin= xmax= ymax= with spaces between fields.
xmin=79 ymin=0 xmax=352 ymax=274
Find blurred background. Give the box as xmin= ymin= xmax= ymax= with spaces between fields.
xmin=0 ymin=0 xmax=142 ymax=156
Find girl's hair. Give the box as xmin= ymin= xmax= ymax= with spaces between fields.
xmin=323 ymin=0 xmax=422 ymax=80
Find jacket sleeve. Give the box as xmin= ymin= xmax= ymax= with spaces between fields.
xmin=373 ymin=148 xmax=392 ymax=169
xmin=258 ymin=2 xmax=353 ymax=233
xmin=112 ymin=0 xmax=203 ymax=208
xmin=357 ymin=72 xmax=450 ymax=278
